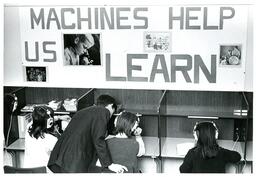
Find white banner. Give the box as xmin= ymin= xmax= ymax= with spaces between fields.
xmin=19 ymin=5 xmax=248 ymax=91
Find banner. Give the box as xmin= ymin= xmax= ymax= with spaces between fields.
xmin=19 ymin=5 xmax=249 ymax=91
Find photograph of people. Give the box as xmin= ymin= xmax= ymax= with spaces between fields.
xmin=63 ymin=33 xmax=101 ymax=66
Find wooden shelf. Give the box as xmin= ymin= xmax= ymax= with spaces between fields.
xmin=162 ymin=108 xmax=247 ymax=119
xmin=21 ymin=105 xmax=75 ymax=115
xmin=123 ymin=108 xmax=159 ymax=116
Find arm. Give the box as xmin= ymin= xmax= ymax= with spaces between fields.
xmin=54 ymin=115 xmax=71 ymax=131
xmin=179 ymin=149 xmax=193 ymax=173
xmin=133 ymin=127 xmax=145 ymax=157
xmin=91 ymin=111 xmax=112 ymax=168
xmin=45 ymin=134 xmax=58 ymax=156
xmin=54 ymin=115 xmax=71 ymax=122
xmin=64 ymin=48 xmax=72 ymax=65
xmin=223 ymin=148 xmax=241 ymax=163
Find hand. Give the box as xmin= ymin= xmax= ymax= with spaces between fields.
xmin=53 ymin=125 xmax=61 ymax=138
xmin=83 ymin=57 xmax=94 ymax=65
xmin=108 ymin=163 xmax=128 ymax=173
xmin=133 ymin=127 xmax=142 ymax=136
xmin=59 ymin=115 xmax=71 ymax=122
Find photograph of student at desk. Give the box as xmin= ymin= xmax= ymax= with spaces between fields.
xmin=3 ymin=87 xmax=253 ymax=173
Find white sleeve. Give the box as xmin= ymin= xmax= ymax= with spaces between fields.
xmin=45 ymin=134 xmax=58 ymax=156
xmin=135 ymin=136 xmax=145 ymax=157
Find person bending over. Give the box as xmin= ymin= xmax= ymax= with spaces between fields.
xmin=47 ymin=95 xmax=127 ymax=173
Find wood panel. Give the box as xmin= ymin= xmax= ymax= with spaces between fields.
xmin=25 ymin=87 xmax=90 ymax=104
xmin=77 ymin=89 xmax=94 ymax=111
xmin=95 ymin=89 xmax=162 ymax=137
xmin=163 ymin=117 xmax=234 ymax=140
xmin=94 ymin=89 xmax=163 ymax=113
xmin=165 ymin=91 xmax=243 ymax=118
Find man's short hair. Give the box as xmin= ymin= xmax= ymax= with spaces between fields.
xmin=96 ymin=94 xmax=117 ymax=110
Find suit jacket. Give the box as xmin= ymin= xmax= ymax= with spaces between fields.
xmin=48 ymin=106 xmax=112 ymax=172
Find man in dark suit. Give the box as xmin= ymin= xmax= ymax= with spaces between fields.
xmin=47 ymin=95 xmax=127 ymax=173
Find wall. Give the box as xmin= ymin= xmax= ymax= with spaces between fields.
xmin=3 ymin=3 xmax=254 ymax=91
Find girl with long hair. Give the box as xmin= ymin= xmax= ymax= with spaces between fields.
xmin=180 ymin=121 xmax=241 ymax=173
xmin=24 ymin=106 xmax=70 ymax=171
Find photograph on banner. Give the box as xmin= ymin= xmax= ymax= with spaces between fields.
xmin=63 ymin=33 xmax=101 ymax=66
xmin=24 ymin=66 xmax=47 ymax=82
xmin=144 ymin=32 xmax=172 ymax=53
xmin=219 ymin=45 xmax=242 ymax=66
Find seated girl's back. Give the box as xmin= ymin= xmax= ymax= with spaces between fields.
xmin=179 ymin=121 xmax=241 ymax=173
xmin=107 ymin=137 xmax=139 ymax=172
xmin=105 ymin=111 xmax=145 ymax=173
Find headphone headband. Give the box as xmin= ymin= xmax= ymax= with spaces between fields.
xmin=193 ymin=121 xmax=219 ymax=140
xmin=12 ymin=94 xmax=18 ymax=101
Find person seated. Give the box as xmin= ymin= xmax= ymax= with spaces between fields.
xmin=24 ymin=106 xmax=70 ymax=172
xmin=179 ymin=121 xmax=241 ymax=173
xmin=96 ymin=111 xmax=145 ymax=173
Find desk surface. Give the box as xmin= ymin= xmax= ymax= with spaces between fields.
xmin=21 ymin=105 xmax=74 ymax=115
xmin=4 ymin=136 xmax=160 ymax=157
xmin=161 ymin=137 xmax=252 ymax=161
xmin=5 ymin=138 xmax=25 ymax=151
xmin=5 ymin=137 xmax=251 ymax=161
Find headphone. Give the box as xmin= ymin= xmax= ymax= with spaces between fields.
xmin=5 ymin=93 xmax=18 ymax=112
xmin=11 ymin=94 xmax=18 ymax=112
xmin=193 ymin=121 xmax=219 ymax=140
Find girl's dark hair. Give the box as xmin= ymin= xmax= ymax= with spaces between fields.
xmin=96 ymin=94 xmax=117 ymax=111
xmin=114 ymin=112 xmax=138 ymax=137
xmin=194 ymin=122 xmax=219 ymax=159
xmin=28 ymin=106 xmax=54 ymax=139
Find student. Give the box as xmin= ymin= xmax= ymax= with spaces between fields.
xmin=105 ymin=111 xmax=145 ymax=173
xmin=24 ymin=106 xmax=70 ymax=170
xmin=179 ymin=121 xmax=241 ymax=173
xmin=47 ymin=95 xmax=128 ymax=173
xmin=63 ymin=34 xmax=95 ymax=65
